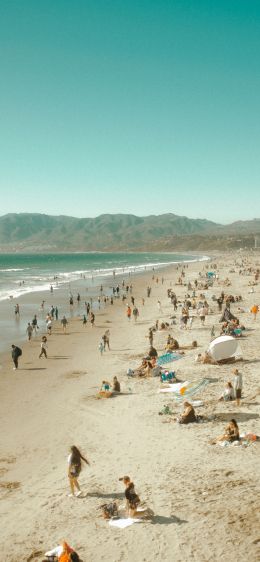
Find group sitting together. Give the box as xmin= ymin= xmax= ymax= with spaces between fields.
xmin=99 ymin=376 xmax=121 ymax=397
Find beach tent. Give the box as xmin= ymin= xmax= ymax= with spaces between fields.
xmin=207 ymin=335 xmax=240 ymax=362
xmin=219 ymin=307 xmax=237 ymax=323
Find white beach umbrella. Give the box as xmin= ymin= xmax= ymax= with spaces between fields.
xmin=207 ymin=335 xmax=239 ymax=362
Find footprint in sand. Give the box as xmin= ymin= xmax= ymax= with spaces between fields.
xmin=0 ymin=481 xmax=21 ymax=494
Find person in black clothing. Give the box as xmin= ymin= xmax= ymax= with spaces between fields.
xmin=119 ymin=476 xmax=140 ymax=516
xmin=11 ymin=344 xmax=22 ymax=370
xmin=148 ymin=345 xmax=158 ymax=358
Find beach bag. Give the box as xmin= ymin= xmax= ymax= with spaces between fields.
xmin=100 ymin=502 xmax=118 ymax=519
xmin=70 ymin=553 xmax=80 ymax=562
xmin=160 ymin=371 xmax=175 ymax=382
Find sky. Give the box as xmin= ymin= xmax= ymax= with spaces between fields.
xmin=0 ymin=0 xmax=259 ymax=224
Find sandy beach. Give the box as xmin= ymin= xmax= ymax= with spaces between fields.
xmin=0 ymin=254 xmax=259 ymax=562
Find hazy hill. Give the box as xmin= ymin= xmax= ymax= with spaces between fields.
xmin=0 ymin=212 xmax=259 ymax=252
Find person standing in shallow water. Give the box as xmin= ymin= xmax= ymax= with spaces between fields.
xmin=26 ymin=323 xmax=33 ymax=341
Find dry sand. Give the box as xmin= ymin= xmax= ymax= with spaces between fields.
xmin=0 ymin=254 xmax=259 ymax=562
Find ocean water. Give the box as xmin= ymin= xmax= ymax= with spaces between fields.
xmin=0 ymin=252 xmax=208 ymax=354
xmin=0 ymin=252 xmax=208 ymax=302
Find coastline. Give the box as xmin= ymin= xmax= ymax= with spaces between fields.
xmin=0 ymin=253 xmax=259 ymax=562
xmin=0 ymin=252 xmax=209 ymax=354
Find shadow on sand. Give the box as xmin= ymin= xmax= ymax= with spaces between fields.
xmin=216 ymin=412 xmax=259 ymax=422
xmin=86 ymin=491 xmax=124 ymax=500
xmin=152 ymin=514 xmax=188 ymax=525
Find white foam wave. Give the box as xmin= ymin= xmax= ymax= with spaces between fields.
xmin=0 ymin=268 xmax=28 ymax=272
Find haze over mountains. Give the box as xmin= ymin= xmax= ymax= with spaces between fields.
xmin=0 ymin=213 xmax=260 ymax=252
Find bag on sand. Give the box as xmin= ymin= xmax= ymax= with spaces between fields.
xmin=70 ymin=553 xmax=80 ymax=562
xmin=100 ymin=502 xmax=118 ymax=519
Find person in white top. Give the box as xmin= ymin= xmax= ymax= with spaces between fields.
xmin=233 ymin=368 xmax=243 ymax=406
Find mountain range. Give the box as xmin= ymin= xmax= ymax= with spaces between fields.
xmin=0 ymin=213 xmax=260 ymax=252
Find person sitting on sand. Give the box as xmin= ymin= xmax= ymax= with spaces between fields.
xmin=166 ymin=337 xmax=179 ymax=351
xmin=177 ymin=401 xmax=197 ymax=424
xmin=112 ymin=376 xmax=120 ymax=392
xmin=100 ymin=380 xmax=111 ymax=391
xmin=134 ymin=358 xmax=153 ymax=377
xmin=147 ymin=345 xmax=158 ymax=358
xmin=119 ymin=476 xmax=140 ymax=517
xmin=67 ymin=445 xmax=90 ymax=498
xmin=219 ymin=381 xmax=235 ymax=401
xmin=211 ymin=419 xmax=240 ymax=444
xmin=201 ymin=351 xmax=216 ymax=364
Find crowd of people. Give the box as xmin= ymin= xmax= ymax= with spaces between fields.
xmin=7 ymin=257 xmax=260 ymax=561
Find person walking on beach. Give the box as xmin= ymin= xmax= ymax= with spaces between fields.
xmin=90 ymin=311 xmax=95 ymax=327
xmin=102 ymin=330 xmax=110 ymax=350
xmin=133 ymin=306 xmax=139 ymax=321
xmin=82 ymin=314 xmax=87 ymax=327
xmin=11 ymin=344 xmax=22 ymax=370
xmin=32 ymin=315 xmax=38 ymax=335
xmin=61 ymin=315 xmax=68 ymax=333
xmin=39 ymin=336 xmax=48 ymax=359
xmin=46 ymin=318 xmax=52 ymax=335
xmin=99 ymin=339 xmax=105 ymax=355
xmin=26 ymin=322 xmax=33 ymax=341
xmin=67 ymin=445 xmax=90 ymax=497
xmin=250 ymin=304 xmax=259 ymax=320
xmin=148 ymin=328 xmax=154 ymax=346
xmin=126 ymin=305 xmax=132 ymax=321
xmin=14 ymin=303 xmax=20 ymax=316
xmin=233 ymin=368 xmax=243 ymax=407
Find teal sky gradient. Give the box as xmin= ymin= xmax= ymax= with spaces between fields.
xmin=0 ymin=1 xmax=259 ymax=223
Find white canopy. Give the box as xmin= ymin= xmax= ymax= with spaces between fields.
xmin=207 ymin=335 xmax=239 ymax=362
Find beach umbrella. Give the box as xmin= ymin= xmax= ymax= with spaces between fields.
xmin=207 ymin=335 xmax=239 ymax=362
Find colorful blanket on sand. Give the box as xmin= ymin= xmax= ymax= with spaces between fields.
xmin=157 ymin=352 xmax=183 ymax=365
xmin=159 ymin=378 xmax=210 ymax=401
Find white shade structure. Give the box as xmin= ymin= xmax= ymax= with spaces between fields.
xmin=207 ymin=335 xmax=240 ymax=362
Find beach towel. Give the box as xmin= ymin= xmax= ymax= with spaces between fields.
xmin=157 ymin=352 xmax=183 ymax=366
xmin=159 ymin=382 xmax=189 ymax=393
xmin=109 ymin=517 xmax=143 ymax=529
xmin=159 ymin=379 xmax=209 ymax=401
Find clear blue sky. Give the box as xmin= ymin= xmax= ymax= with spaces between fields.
xmin=0 ymin=0 xmax=259 ymax=223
